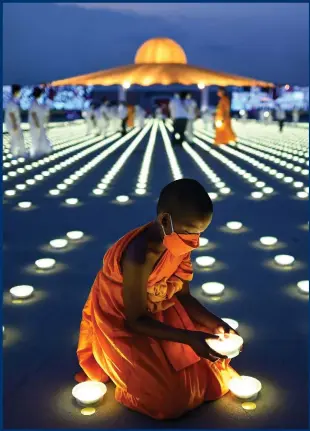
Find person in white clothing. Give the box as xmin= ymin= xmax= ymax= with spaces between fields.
xmin=28 ymin=87 xmax=52 ymax=159
xmin=4 ymin=84 xmax=27 ymax=158
xmin=134 ymin=105 xmax=145 ymax=128
xmin=292 ymin=106 xmax=299 ymax=125
xmin=275 ymin=104 xmax=286 ymax=132
xmin=184 ymin=93 xmax=198 ymax=144
xmin=118 ymin=102 xmax=128 ymax=136
xmin=169 ymin=92 xmax=188 ymax=146
xmin=82 ymin=98 xmax=95 ymax=135
xmin=168 ymin=93 xmax=180 ymax=121
xmin=96 ymin=98 xmax=110 ymax=136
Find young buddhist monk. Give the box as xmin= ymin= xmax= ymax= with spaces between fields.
xmin=76 ymin=178 xmax=240 ymax=419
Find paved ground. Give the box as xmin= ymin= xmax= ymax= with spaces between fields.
xmin=2 ymin=119 xmax=309 ymax=428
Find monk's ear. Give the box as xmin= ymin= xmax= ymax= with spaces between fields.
xmin=157 ymin=212 xmax=168 ymax=226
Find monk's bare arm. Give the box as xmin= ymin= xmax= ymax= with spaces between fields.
xmin=122 ymin=252 xmax=192 ymax=345
xmin=177 ymin=280 xmax=223 ymax=331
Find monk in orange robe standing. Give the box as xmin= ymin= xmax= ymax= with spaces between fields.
xmin=76 ymin=179 xmax=240 ymax=420
xmin=214 ymin=87 xmax=236 ymax=145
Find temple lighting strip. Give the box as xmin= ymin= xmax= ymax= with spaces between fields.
xmin=192 ymin=135 xmax=273 ymax=196
xmin=159 ymin=120 xmax=183 ymax=180
xmin=3 ymin=133 xmax=122 ymax=197
xmin=134 ymin=119 xmax=159 ymax=195
xmin=51 ymin=127 xmax=141 ymax=197
xmin=181 ymin=142 xmax=230 ymax=198
xmin=92 ymin=121 xmax=153 ymax=196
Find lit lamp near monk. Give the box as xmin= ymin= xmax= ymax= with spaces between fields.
xmin=10 ymin=285 xmax=34 ymax=299
xmin=226 ymin=221 xmax=243 ymax=231
xmin=116 ymin=195 xmax=130 ymax=203
xmin=18 ymin=201 xmax=32 ymax=209
xmin=65 ymin=198 xmax=79 ymax=206
xmin=206 ymin=333 xmax=243 ymax=358
xmin=67 ymin=231 xmax=84 ymax=240
xmin=50 ymin=239 xmax=68 ymax=249
xmin=221 ymin=318 xmax=239 ymax=330
xmin=251 ymin=191 xmax=264 ymax=199
xmin=202 ymin=282 xmax=225 ymax=295
xmin=274 ymin=254 xmax=295 ymax=266
xmin=199 ymin=237 xmax=209 ymax=247
xmin=228 ymin=376 xmax=262 ymax=400
xmin=196 ymin=256 xmax=216 ymax=267
xmin=35 ymin=258 xmax=56 ymax=270
xmin=297 ymin=280 xmax=309 ymax=294
xmin=215 ymin=120 xmax=223 ymax=128
xmin=260 ymin=236 xmax=278 ymax=246
xmin=72 ymin=381 xmax=107 ymax=406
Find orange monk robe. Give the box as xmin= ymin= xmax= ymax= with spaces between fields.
xmin=214 ymin=95 xmax=236 ymax=145
xmin=76 ymin=223 xmax=239 ymax=420
xmin=127 ymin=105 xmax=135 ymax=127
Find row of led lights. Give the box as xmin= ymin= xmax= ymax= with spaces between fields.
xmin=159 ymin=121 xmax=183 ymax=180
xmin=235 ymin=141 xmax=309 ymax=179
xmin=234 ymin=123 xmax=309 ymax=158
xmin=4 ymin=133 xmax=121 ymax=198
xmin=49 ymin=130 xmax=137 ymax=198
xmin=218 ymin=144 xmax=309 ymax=200
xmin=3 ymin=129 xmax=103 ymax=184
xmin=197 ymin=124 xmax=309 ymax=172
xmin=134 ymin=120 xmax=159 ymax=195
xmin=193 ymin=134 xmax=275 ymax=200
xmin=92 ymin=122 xmax=153 ymax=197
xmin=182 ymin=142 xmax=231 ymax=199
xmin=165 ymin=122 xmax=231 ymax=198
xmin=2 ymin=126 xmax=86 ymax=169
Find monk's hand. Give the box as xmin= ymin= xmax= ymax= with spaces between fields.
xmin=215 ymin=322 xmax=243 ymax=352
xmin=187 ymin=331 xmax=228 ymax=362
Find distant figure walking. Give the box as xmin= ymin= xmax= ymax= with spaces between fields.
xmin=292 ymin=106 xmax=300 ymax=125
xmin=118 ymin=102 xmax=128 ymax=136
xmin=82 ymin=98 xmax=93 ymax=135
xmin=184 ymin=93 xmax=198 ymax=144
xmin=96 ymin=98 xmax=110 ymax=137
xmin=5 ymin=84 xmax=27 ymax=158
xmin=214 ymin=87 xmax=236 ymax=145
xmin=134 ymin=105 xmax=145 ymax=128
xmin=169 ymin=92 xmax=188 ymax=146
xmin=28 ymin=87 xmax=52 ymax=159
xmin=275 ymin=104 xmax=286 ymax=133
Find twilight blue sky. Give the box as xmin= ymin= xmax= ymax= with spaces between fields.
xmin=3 ymin=3 xmax=309 ymax=86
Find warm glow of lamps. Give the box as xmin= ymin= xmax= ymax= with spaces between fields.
xmin=50 ymin=239 xmax=68 ymax=249
xmin=274 ymin=254 xmax=295 ymax=266
xmin=199 ymin=237 xmax=209 ymax=247
xmin=206 ymin=333 xmax=243 ymax=358
xmin=260 ymin=236 xmax=278 ymax=246
xmin=72 ymin=381 xmax=107 ymax=406
xmin=226 ymin=221 xmax=243 ymax=230
xmin=65 ymin=198 xmax=79 ymax=205
xmin=201 ymin=282 xmax=225 ymax=295
xmin=228 ymin=376 xmax=262 ymax=400
xmin=67 ymin=231 xmax=84 ymax=240
xmin=196 ymin=256 xmax=216 ymax=267
xmin=18 ymin=201 xmax=32 ymax=209
xmin=35 ymin=258 xmax=56 ymax=269
xmin=297 ymin=280 xmax=309 ymax=294
xmin=123 ymin=81 xmax=131 ymax=89
xmin=10 ymin=285 xmax=34 ymax=299
xmin=116 ymin=195 xmax=130 ymax=203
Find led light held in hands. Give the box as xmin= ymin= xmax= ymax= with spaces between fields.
xmin=206 ymin=333 xmax=243 ymax=358
xmin=221 ymin=318 xmax=239 ymax=330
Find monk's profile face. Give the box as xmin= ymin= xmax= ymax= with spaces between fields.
xmin=217 ymin=90 xmax=224 ymax=98
xmin=159 ymin=212 xmax=212 ymax=236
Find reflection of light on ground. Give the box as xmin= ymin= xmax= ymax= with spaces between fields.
xmin=264 ymin=259 xmax=305 ymax=272
xmin=251 ymin=240 xmax=286 ymax=252
xmin=194 ymin=260 xmax=227 ymax=273
xmin=3 ymin=326 xmax=22 ymax=348
xmin=3 ymin=290 xmax=48 ymax=306
xmin=24 ymin=262 xmax=69 ymax=276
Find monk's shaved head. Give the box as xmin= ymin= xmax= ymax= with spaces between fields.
xmin=157 ymin=179 xmax=213 ymax=222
